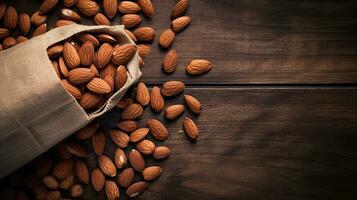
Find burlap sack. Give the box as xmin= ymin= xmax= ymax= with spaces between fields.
xmin=0 ymin=24 xmax=141 ymax=178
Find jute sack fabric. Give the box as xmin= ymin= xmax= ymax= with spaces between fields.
xmin=0 ymin=24 xmax=141 ymax=178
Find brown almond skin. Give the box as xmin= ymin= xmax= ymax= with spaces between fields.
xmin=171 ymin=16 xmax=192 ymax=32
xmin=119 ymin=1 xmax=141 ymax=14
xmin=138 ymin=0 xmax=153 ymax=18
xmin=162 ymin=49 xmax=177 ymax=73
xmin=60 ymin=8 xmax=81 ymax=22
xmin=161 ymin=81 xmax=185 ymax=97
xmin=63 ymin=42 xmax=80 ymax=68
xmin=143 ymin=166 xmax=162 ymax=181
xmin=91 ymin=168 xmax=105 ymax=192
xmin=137 ymin=44 xmax=151 ymax=58
xmin=126 ymin=181 xmax=149 ymax=198
xmin=79 ymin=41 xmax=94 ymax=66
xmin=112 ymin=44 xmax=137 ymax=65
xmin=75 ymin=160 xmax=89 ymax=184
xmin=4 ymin=6 xmax=18 ymax=29
xmin=147 ymin=119 xmax=169 ymax=141
xmin=80 ymin=92 xmax=103 ymax=109
xmin=105 ymin=180 xmax=120 ymax=200
xmin=0 ymin=28 xmax=10 ymax=40
xmin=103 ymin=0 xmax=118 ymax=19
xmin=109 ymin=130 xmax=130 ymax=148
xmin=121 ymin=103 xmax=144 ymax=120
xmin=93 ymin=12 xmax=111 ymax=25
xmin=98 ymin=155 xmax=117 ymax=177
xmin=56 ymin=19 xmax=76 ymax=27
xmin=30 ymin=11 xmax=47 ymax=26
xmin=183 ymin=117 xmax=199 ymax=140
xmin=121 ymin=14 xmax=142 ymax=28
xmin=159 ymin=29 xmax=175 ymax=49
xmin=100 ymin=63 xmax=116 ymax=79
xmin=87 ymin=77 xmax=112 ymax=94
xmin=187 ymin=59 xmax=213 ymax=75
xmin=64 ymin=0 xmax=77 ymax=7
xmin=75 ymin=121 xmax=98 ymax=140
xmin=171 ymin=0 xmax=189 ymax=18
xmin=18 ymin=13 xmax=30 ymax=35
xmin=58 ymin=56 xmax=69 ymax=77
xmin=117 ymin=120 xmax=138 ymax=132
xmin=130 ymin=128 xmax=149 ymax=143
xmin=129 ymin=149 xmax=145 ymax=172
xmin=43 ymin=175 xmax=58 ymax=190
xmin=136 ymin=139 xmax=155 ymax=155
xmin=47 ymin=44 xmax=63 ymax=58
xmin=97 ymin=43 xmax=114 ymax=68
xmin=76 ymin=0 xmax=100 ymax=16
xmin=184 ymin=95 xmax=202 ymax=114
xmin=70 ymin=184 xmax=84 ymax=198
xmin=153 ymin=146 xmax=171 ymax=159
xmin=59 ymin=174 xmax=74 ymax=190
xmin=66 ymin=142 xmax=87 ymax=157
xmin=114 ymin=148 xmax=127 ymax=169
xmin=96 ymin=34 xmax=117 ymax=44
xmin=124 ymin=29 xmax=138 ymax=43
xmin=165 ymin=104 xmax=185 ymax=120
xmin=118 ymin=168 xmax=134 ymax=188
xmin=133 ymin=27 xmax=156 ymax=42
xmin=150 ymin=86 xmax=164 ymax=113
xmin=92 ymin=131 xmax=105 ymax=155
xmin=136 ymin=82 xmax=150 ymax=106
xmin=16 ymin=35 xmax=28 ymax=43
xmin=61 ymin=79 xmax=81 ymax=100
xmin=76 ymin=33 xmax=100 ymax=47
xmin=2 ymin=36 xmax=17 ymax=49
xmin=39 ymin=0 xmax=59 ymax=14
xmin=68 ymin=68 xmax=95 ymax=85
xmin=52 ymin=160 xmax=73 ymax=180
xmin=32 ymin=23 xmax=47 ymax=37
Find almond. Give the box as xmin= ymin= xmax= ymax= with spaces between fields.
xmin=186 ymin=59 xmax=213 ymax=75
xmin=63 ymin=42 xmax=80 ymax=68
xmin=2 ymin=36 xmax=17 ymax=49
xmin=150 ymin=86 xmax=164 ymax=113
xmin=98 ymin=155 xmax=117 ymax=177
xmin=3 ymin=6 xmax=18 ymax=29
xmin=52 ymin=160 xmax=73 ymax=180
xmin=143 ymin=166 xmax=162 ymax=181
xmin=118 ymin=1 xmax=141 ymax=14
xmin=80 ymin=92 xmax=103 ymax=109
xmin=183 ymin=117 xmax=199 ymax=140
xmin=92 ymin=131 xmax=105 ymax=155
xmin=171 ymin=16 xmax=191 ymax=32
xmin=126 ymin=181 xmax=149 ymax=198
xmin=30 ymin=11 xmax=47 ymax=26
xmin=137 ymin=44 xmax=151 ymax=58
xmin=133 ymin=27 xmax=155 ymax=42
xmin=0 ymin=28 xmax=10 ymax=40
xmin=61 ymin=79 xmax=81 ymax=100
xmin=56 ymin=19 xmax=76 ymax=28
xmin=115 ymin=65 xmax=128 ymax=90
xmin=36 ymin=157 xmax=53 ymax=178
xmin=147 ymin=119 xmax=169 ymax=141
xmin=103 ymin=75 xmax=114 ymax=93
xmin=121 ymin=103 xmax=144 ymax=119
xmin=165 ymin=104 xmax=185 ymax=120
xmin=109 ymin=130 xmax=130 ymax=148
xmin=112 ymin=44 xmax=137 ymax=65
xmin=117 ymin=120 xmax=138 ymax=132
xmin=78 ymin=41 xmax=94 ymax=66
xmin=76 ymin=32 xmax=100 ymax=47
xmin=0 ymin=3 xmax=5 ymax=21
xmin=64 ymin=0 xmax=78 ymax=7
xmin=136 ymin=82 xmax=150 ymax=106
xmin=124 ymin=29 xmax=137 ymax=43
xmin=47 ymin=44 xmax=63 ymax=58
xmin=43 ymin=175 xmax=58 ymax=190
xmin=129 ymin=149 xmax=145 ymax=172
xmin=100 ymin=63 xmax=116 ymax=79
xmin=136 ymin=139 xmax=155 ymax=155
xmin=130 ymin=128 xmax=149 ymax=143
xmin=184 ymin=95 xmax=202 ymax=114
xmin=75 ymin=121 xmax=98 ymax=140
xmin=97 ymin=43 xmax=113 ymax=68
xmin=162 ymin=49 xmax=177 ymax=73
xmin=59 ymin=174 xmax=74 ymax=190
xmin=121 ymin=14 xmax=142 ymax=28
xmin=60 ymin=8 xmax=81 ymax=22
xmin=70 ymin=184 xmax=83 ymax=198
xmin=105 ymin=180 xmax=120 ymax=200
xmin=55 ymin=142 xmax=73 ymax=160
xmin=96 ymin=34 xmax=117 ymax=44
xmin=93 ymin=12 xmax=111 ymax=25
xmin=138 ymin=0 xmax=153 ymax=18
xmin=171 ymin=0 xmax=189 ymax=18
xmin=39 ymin=0 xmax=59 ymax=14
xmin=91 ymin=168 xmax=105 ymax=192
xmin=32 ymin=23 xmax=47 ymax=37
xmin=153 ymin=146 xmax=171 ymax=159
xmin=114 ymin=148 xmax=127 ymax=169
xmin=118 ymin=168 xmax=134 ymax=188
xmin=16 ymin=35 xmax=28 ymax=43
xmin=76 ymin=0 xmax=100 ymax=16
xmin=75 ymin=160 xmax=89 ymax=184
xmin=159 ymin=29 xmax=175 ymax=48
xmin=161 ymin=80 xmax=185 ymax=96
xmin=66 ymin=142 xmax=87 ymax=157
xmin=58 ymin=57 xmax=69 ymax=78
xmin=68 ymin=68 xmax=95 ymax=85
xmin=103 ymin=0 xmax=117 ymax=19
xmin=18 ymin=13 xmax=30 ymax=35
xmin=87 ymin=77 xmax=112 ymax=94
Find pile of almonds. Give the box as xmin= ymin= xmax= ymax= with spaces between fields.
xmin=0 ymin=0 xmax=213 ymax=199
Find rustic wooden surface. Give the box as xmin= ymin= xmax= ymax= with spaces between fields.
xmin=3 ymin=0 xmax=357 ymax=200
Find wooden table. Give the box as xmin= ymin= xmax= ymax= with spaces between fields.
xmin=4 ymin=0 xmax=357 ymax=199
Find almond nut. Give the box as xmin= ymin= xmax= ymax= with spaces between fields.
xmin=97 ymin=43 xmax=113 ymax=68
xmin=63 ymin=42 xmax=81 ymax=68
xmin=87 ymin=77 xmax=112 ymax=94
xmin=129 ymin=149 xmax=145 ymax=172
xmin=79 ymin=92 xmax=103 ymax=110
xmin=183 ymin=117 xmax=199 ymax=140
xmin=18 ymin=13 xmax=30 ymax=35
xmin=138 ymin=0 xmax=153 ymax=18
xmin=130 ymin=128 xmax=149 ymax=143
xmin=91 ymin=168 xmax=105 ymax=192
xmin=136 ymin=139 xmax=155 ymax=155
xmin=184 ymin=95 xmax=202 ymax=114
xmin=92 ymin=131 xmax=106 ymax=156
xmin=150 ymin=86 xmax=164 ymax=113
xmin=93 ymin=12 xmax=111 ymax=25
xmin=171 ymin=0 xmax=189 ymax=19
xmin=126 ymin=181 xmax=149 ymax=198
xmin=121 ymin=14 xmax=142 ymax=28
xmin=162 ymin=49 xmax=177 ymax=73
xmin=52 ymin=160 xmax=73 ymax=180
xmin=98 ymin=155 xmax=117 ymax=177
xmin=76 ymin=0 xmax=100 ymax=16
xmin=60 ymin=8 xmax=81 ymax=22
xmin=133 ymin=27 xmax=155 ymax=42
xmin=159 ymin=29 xmax=175 ymax=48
xmin=58 ymin=57 xmax=69 ymax=77
xmin=66 ymin=142 xmax=87 ymax=157
xmin=112 ymin=44 xmax=137 ymax=65
xmin=171 ymin=16 xmax=191 ymax=32
xmin=117 ymin=119 xmax=138 ymax=132
xmin=39 ymin=0 xmax=59 ymax=14
xmin=161 ymin=80 xmax=185 ymax=96
xmin=109 ymin=130 xmax=130 ymax=148
xmin=142 ymin=166 xmax=162 ymax=181
xmin=75 ymin=160 xmax=89 ymax=184
xmin=114 ymin=148 xmax=127 ymax=169
xmin=153 ymin=146 xmax=171 ymax=159
xmin=136 ymin=82 xmax=150 ymax=106
xmin=105 ymin=180 xmax=120 ymax=200
xmin=186 ymin=59 xmax=213 ymax=75
xmin=118 ymin=168 xmax=134 ymax=188
xmin=165 ymin=104 xmax=185 ymax=120
xmin=79 ymin=41 xmax=94 ymax=66
xmin=61 ymin=79 xmax=81 ymax=100
xmin=3 ymin=6 xmax=18 ymax=29
xmin=121 ymin=103 xmax=144 ymax=120
xmin=68 ymin=68 xmax=95 ymax=85
xmin=147 ymin=119 xmax=169 ymax=141
xmin=118 ymin=1 xmax=141 ymax=14
xmin=75 ymin=121 xmax=98 ymax=140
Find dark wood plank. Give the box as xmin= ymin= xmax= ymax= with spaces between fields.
xmin=95 ymin=88 xmax=357 ymax=200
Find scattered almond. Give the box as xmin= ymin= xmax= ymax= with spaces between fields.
xmin=171 ymin=0 xmax=189 ymax=18
xmin=165 ymin=104 xmax=185 ymax=120
xmin=118 ymin=168 xmax=134 ymax=188
xmin=136 ymin=139 xmax=155 ymax=155
xmin=184 ymin=95 xmax=202 ymax=114
xmin=93 ymin=12 xmax=111 ymax=25
xmin=126 ymin=181 xmax=149 ymax=198
xmin=39 ymin=0 xmax=59 ymax=14
xmin=136 ymin=82 xmax=150 ymax=106
xmin=187 ymin=59 xmax=213 ymax=75
xmin=76 ymin=0 xmax=100 ymax=16
xmin=129 ymin=149 xmax=145 ymax=172
xmin=109 ymin=130 xmax=130 ymax=148
xmin=52 ymin=160 xmax=73 ymax=180
xmin=105 ymin=180 xmax=120 ymax=200
xmin=75 ymin=160 xmax=89 ymax=184
xmin=64 ymin=0 xmax=77 ymax=7
xmin=117 ymin=119 xmax=138 ymax=132
xmin=60 ymin=8 xmax=81 ymax=22
xmin=162 ymin=49 xmax=177 ymax=73
xmin=66 ymin=142 xmax=87 ymax=157
xmin=3 ymin=6 xmax=18 ymax=29
xmin=75 ymin=121 xmax=98 ymax=140
xmin=153 ymin=146 xmax=171 ymax=159
xmin=130 ymin=128 xmax=149 ymax=143
xmin=119 ymin=1 xmax=141 ymax=14
xmin=30 ymin=11 xmax=47 ymax=26
xmin=18 ymin=13 xmax=30 ymax=35
xmin=133 ymin=27 xmax=155 ymax=42
xmin=92 ymin=131 xmax=106 ymax=155
xmin=98 ymin=155 xmax=117 ymax=177
xmin=112 ymin=44 xmax=137 ymax=65
xmin=147 ymin=119 xmax=169 ymax=141
xmin=96 ymin=34 xmax=117 ymax=44
xmin=143 ymin=166 xmax=162 ymax=181
xmin=32 ymin=23 xmax=47 ymax=37
xmin=79 ymin=41 xmax=94 ymax=66
xmin=183 ymin=117 xmax=199 ymax=140
xmin=161 ymin=80 xmax=185 ymax=96
xmin=103 ymin=0 xmax=118 ymax=19
xmin=114 ymin=148 xmax=127 ymax=169
xmin=121 ymin=14 xmax=142 ymax=28
xmin=159 ymin=29 xmax=175 ymax=48
xmin=171 ymin=16 xmax=191 ymax=32
xmin=150 ymin=86 xmax=164 ymax=113
xmin=138 ymin=0 xmax=153 ymax=18
xmin=2 ymin=36 xmax=17 ymax=49
xmin=91 ymin=168 xmax=105 ymax=192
